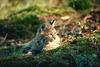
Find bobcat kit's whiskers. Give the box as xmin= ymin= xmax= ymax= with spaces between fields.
xmin=22 ymin=19 xmax=61 ymax=56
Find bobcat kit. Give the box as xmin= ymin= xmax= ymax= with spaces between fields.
xmin=22 ymin=19 xmax=61 ymax=55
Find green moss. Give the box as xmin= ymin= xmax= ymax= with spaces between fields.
xmin=69 ymin=0 xmax=92 ymax=10
xmin=0 ymin=34 xmax=99 ymax=67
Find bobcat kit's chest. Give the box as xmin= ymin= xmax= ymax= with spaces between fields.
xmin=43 ymin=33 xmax=60 ymax=51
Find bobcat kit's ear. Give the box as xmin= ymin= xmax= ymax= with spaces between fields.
xmin=45 ymin=19 xmax=56 ymax=29
xmin=50 ymin=19 xmax=56 ymax=27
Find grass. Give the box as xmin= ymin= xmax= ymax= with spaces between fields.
xmin=0 ymin=0 xmax=78 ymax=19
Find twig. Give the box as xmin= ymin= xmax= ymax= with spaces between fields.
xmin=0 ymin=33 xmax=8 ymax=45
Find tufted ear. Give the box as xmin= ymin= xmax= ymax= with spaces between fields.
xmin=50 ymin=19 xmax=56 ymax=27
xmin=45 ymin=19 xmax=56 ymax=29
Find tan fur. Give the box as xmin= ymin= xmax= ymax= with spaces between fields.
xmin=43 ymin=31 xmax=60 ymax=51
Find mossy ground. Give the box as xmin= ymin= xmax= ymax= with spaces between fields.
xmin=0 ymin=31 xmax=100 ymax=67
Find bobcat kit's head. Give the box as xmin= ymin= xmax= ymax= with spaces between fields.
xmin=39 ymin=19 xmax=57 ymax=41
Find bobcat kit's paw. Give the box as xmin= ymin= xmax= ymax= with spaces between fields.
xmin=23 ymin=51 xmax=33 ymax=57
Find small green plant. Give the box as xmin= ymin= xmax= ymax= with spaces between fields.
xmin=71 ymin=37 xmax=93 ymax=46
xmin=69 ymin=0 xmax=92 ymax=10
